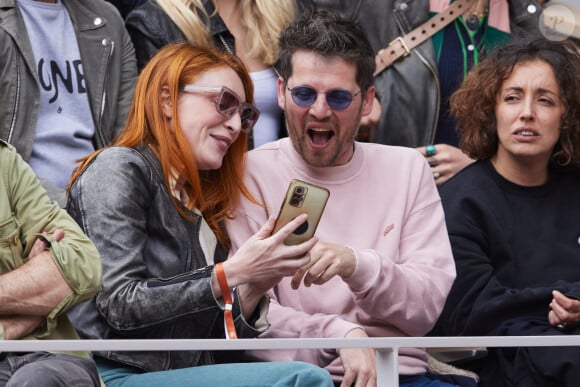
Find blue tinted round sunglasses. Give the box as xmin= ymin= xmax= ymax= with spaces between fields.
xmin=182 ymin=85 xmax=260 ymax=133
xmin=288 ymin=86 xmax=361 ymax=110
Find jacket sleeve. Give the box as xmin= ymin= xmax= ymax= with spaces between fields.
xmin=125 ymin=4 xmax=184 ymax=72
xmin=113 ymin=25 xmax=138 ymax=138
xmin=2 ymin=144 xmax=101 ymax=335
xmin=125 ymin=16 xmax=162 ymax=71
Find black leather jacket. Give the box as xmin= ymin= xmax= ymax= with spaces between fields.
xmin=125 ymin=0 xmax=292 ymax=147
xmin=67 ymin=145 xmax=267 ymax=372
xmin=302 ymin=0 xmax=543 ymax=147
xmin=125 ymin=0 xmax=233 ymax=71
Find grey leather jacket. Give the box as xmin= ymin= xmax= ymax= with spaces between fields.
xmin=67 ymin=145 xmax=267 ymax=372
xmin=0 ymin=0 xmax=137 ymax=198
xmin=303 ymin=0 xmax=543 ymax=147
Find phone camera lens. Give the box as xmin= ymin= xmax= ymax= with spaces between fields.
xmin=294 ymin=186 xmax=304 ymax=195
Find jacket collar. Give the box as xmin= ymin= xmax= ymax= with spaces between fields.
xmin=0 ymin=0 xmax=108 ymax=33
xmin=60 ymin=0 xmax=108 ymax=32
xmin=204 ymin=0 xmax=229 ymax=37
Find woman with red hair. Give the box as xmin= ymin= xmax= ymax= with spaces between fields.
xmin=66 ymin=42 xmax=332 ymax=387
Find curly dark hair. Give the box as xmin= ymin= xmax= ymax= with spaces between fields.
xmin=451 ymin=37 xmax=580 ymax=167
xmin=277 ymin=8 xmax=375 ymax=97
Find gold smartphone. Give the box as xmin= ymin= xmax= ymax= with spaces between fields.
xmin=272 ymin=179 xmax=330 ymax=245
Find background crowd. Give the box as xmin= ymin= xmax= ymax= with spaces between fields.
xmin=0 ymin=0 xmax=579 ymax=386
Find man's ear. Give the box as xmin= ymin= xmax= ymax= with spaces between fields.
xmin=277 ymin=77 xmax=286 ymax=111
xmin=160 ymin=86 xmax=172 ymax=118
xmin=361 ymin=85 xmax=376 ymax=117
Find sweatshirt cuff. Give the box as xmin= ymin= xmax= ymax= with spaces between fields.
xmin=342 ymin=247 xmax=381 ymax=296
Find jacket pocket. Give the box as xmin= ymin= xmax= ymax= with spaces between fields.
xmin=0 ymin=215 xmax=23 ymax=273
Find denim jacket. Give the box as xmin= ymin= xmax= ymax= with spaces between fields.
xmin=67 ymin=145 xmax=268 ymax=372
xmin=0 ymin=140 xmax=101 ymax=357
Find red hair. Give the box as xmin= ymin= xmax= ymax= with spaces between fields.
xmin=69 ymin=43 xmax=257 ymax=248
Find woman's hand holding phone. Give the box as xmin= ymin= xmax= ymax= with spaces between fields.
xmin=227 ymin=214 xmax=318 ymax=318
xmin=224 ymin=214 xmax=318 ymax=293
xmin=224 ymin=179 xmax=329 ymax=314
xmin=272 ymin=180 xmax=329 ymax=246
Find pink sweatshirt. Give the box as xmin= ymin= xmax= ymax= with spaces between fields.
xmin=226 ymin=138 xmax=456 ymax=379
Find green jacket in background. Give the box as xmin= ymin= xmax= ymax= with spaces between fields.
xmin=0 ymin=140 xmax=101 ymax=357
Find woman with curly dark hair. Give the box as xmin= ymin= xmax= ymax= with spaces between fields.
xmin=431 ymin=37 xmax=580 ymax=386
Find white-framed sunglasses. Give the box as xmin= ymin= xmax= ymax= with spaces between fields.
xmin=182 ymin=85 xmax=260 ymax=133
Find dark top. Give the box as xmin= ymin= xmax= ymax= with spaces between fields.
xmin=433 ymin=160 xmax=580 ymax=337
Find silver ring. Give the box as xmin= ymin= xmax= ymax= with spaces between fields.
xmin=427 ymin=156 xmax=438 ymax=167
xmin=433 ymin=171 xmax=441 ymax=180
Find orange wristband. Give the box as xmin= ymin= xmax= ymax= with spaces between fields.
xmin=215 ymin=263 xmax=238 ymax=340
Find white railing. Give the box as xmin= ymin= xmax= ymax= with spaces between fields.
xmin=2 ymin=336 xmax=580 ymax=386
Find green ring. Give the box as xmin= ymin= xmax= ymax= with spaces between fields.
xmin=426 ymin=144 xmax=436 ymax=156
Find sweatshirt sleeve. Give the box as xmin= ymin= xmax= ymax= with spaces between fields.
xmin=338 ymin=159 xmax=456 ymax=337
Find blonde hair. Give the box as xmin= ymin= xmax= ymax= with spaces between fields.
xmin=155 ymin=0 xmax=296 ymax=65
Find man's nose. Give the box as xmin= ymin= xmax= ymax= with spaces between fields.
xmin=308 ymin=93 xmax=332 ymax=119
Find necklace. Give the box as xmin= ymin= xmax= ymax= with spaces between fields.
xmin=464 ymin=0 xmax=488 ymax=31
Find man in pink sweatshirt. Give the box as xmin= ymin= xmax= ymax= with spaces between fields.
xmin=226 ymin=9 xmax=457 ymax=387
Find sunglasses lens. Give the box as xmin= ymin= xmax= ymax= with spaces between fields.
xmin=240 ymin=105 xmax=260 ymax=133
xmin=290 ymin=86 xmax=354 ymax=110
xmin=326 ymin=90 xmax=353 ymax=110
xmin=217 ymin=89 xmax=240 ymax=117
xmin=290 ymin=86 xmax=317 ymax=107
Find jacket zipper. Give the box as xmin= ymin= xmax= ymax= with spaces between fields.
xmin=394 ymin=1 xmax=441 ymax=144
xmin=7 ymin=61 xmax=21 ymax=144
xmin=97 ymin=39 xmax=114 ymax=147
xmin=416 ymin=51 xmax=441 ymax=144
xmin=218 ymin=33 xmax=234 ymax=56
